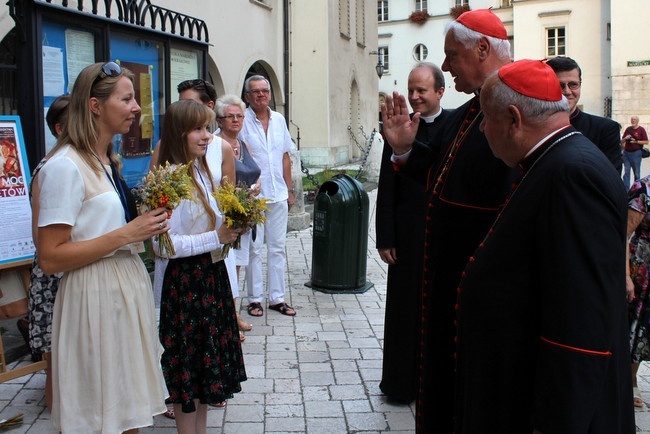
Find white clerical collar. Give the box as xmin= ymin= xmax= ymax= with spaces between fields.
xmin=420 ymin=107 xmax=443 ymax=124
xmin=522 ymin=125 xmax=572 ymax=159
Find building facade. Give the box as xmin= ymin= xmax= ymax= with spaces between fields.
xmin=611 ymin=0 xmax=650 ymax=126
xmin=291 ymin=0 xmax=380 ymax=167
xmin=377 ymin=0 xmax=649 ymax=130
xmin=0 ymin=0 xmax=381 ymax=172
xmin=1 ymin=1 xmax=649 ymax=171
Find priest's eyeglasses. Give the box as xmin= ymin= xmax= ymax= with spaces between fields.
xmin=559 ymin=81 xmax=581 ymax=91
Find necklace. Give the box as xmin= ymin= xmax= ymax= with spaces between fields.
xmin=219 ymin=133 xmax=241 ymax=159
xmin=232 ymin=139 xmax=243 ymax=161
xmin=232 ymin=139 xmax=240 ymax=157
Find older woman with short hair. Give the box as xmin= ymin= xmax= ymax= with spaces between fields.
xmin=215 ymin=94 xmax=261 ymax=322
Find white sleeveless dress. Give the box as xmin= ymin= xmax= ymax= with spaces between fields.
xmin=206 ymin=135 xmax=239 ymax=298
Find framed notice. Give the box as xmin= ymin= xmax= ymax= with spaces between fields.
xmin=0 ymin=116 xmax=34 ymax=269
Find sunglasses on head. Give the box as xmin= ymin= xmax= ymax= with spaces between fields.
xmin=93 ymin=62 xmax=122 ymax=86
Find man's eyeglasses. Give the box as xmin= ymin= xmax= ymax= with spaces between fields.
xmin=220 ymin=114 xmax=245 ymax=121
xmin=93 ymin=62 xmax=122 ymax=86
xmin=559 ymin=81 xmax=581 ymax=91
xmin=247 ymin=89 xmax=270 ymax=95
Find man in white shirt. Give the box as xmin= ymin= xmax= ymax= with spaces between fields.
xmin=239 ymin=75 xmax=296 ymax=317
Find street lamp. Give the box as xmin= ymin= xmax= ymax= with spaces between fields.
xmin=369 ymin=49 xmax=384 ymax=79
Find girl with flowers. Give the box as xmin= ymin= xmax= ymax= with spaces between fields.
xmin=154 ymin=99 xmax=246 ymax=434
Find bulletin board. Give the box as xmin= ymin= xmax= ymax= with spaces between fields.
xmin=0 ymin=116 xmax=34 ymax=269
xmin=109 ymin=32 xmax=165 ymax=187
xmin=40 ymin=21 xmax=167 ymax=187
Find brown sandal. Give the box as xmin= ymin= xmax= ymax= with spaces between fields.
xmin=268 ymin=302 xmax=296 ymax=316
xmin=247 ymin=302 xmax=263 ymax=317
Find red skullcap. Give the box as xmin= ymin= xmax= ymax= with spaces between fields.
xmin=498 ymin=59 xmax=563 ymax=102
xmin=456 ymin=9 xmax=507 ymax=40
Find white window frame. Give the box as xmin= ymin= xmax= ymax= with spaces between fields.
xmin=546 ymin=27 xmax=566 ymax=57
xmin=379 ymin=46 xmax=389 ymax=74
xmin=378 ymin=0 xmax=388 ymax=22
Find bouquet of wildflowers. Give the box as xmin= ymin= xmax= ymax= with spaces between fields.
xmin=132 ymin=161 xmax=195 ymax=258
xmin=213 ymin=180 xmax=269 ymax=257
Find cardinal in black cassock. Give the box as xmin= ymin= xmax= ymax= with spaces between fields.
xmin=455 ymin=59 xmax=634 ymax=433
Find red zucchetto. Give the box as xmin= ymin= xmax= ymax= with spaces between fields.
xmin=498 ymin=59 xmax=563 ymax=102
xmin=456 ymin=9 xmax=507 ymax=40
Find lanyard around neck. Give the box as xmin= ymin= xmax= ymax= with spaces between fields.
xmin=94 ymin=154 xmax=131 ymax=222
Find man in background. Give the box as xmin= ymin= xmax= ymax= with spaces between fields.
xmin=622 ymin=115 xmax=649 ymax=189
xmin=240 ymin=75 xmax=296 ymax=318
xmin=546 ymin=56 xmax=622 ymax=173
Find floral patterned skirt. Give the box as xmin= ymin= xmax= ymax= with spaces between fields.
xmin=159 ymin=253 xmax=246 ymax=413
xmin=630 ymin=256 xmax=650 ymax=362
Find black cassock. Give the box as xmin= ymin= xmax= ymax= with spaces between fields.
xmin=400 ymin=96 xmax=518 ymax=433
xmin=570 ymin=107 xmax=622 ymax=173
xmin=375 ymin=109 xmax=450 ymax=403
xmin=456 ymin=127 xmax=634 ymax=433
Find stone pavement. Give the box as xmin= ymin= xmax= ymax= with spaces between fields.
xmin=0 ymin=187 xmax=416 ymax=433
xmin=3 ymin=187 xmax=650 ymax=433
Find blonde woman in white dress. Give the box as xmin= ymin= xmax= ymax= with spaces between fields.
xmin=37 ymin=62 xmax=169 ymax=434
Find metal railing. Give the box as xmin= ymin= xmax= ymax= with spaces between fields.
xmin=33 ymin=0 xmax=209 ymax=41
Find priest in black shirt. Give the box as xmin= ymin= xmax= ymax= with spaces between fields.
xmin=375 ymin=62 xmax=450 ymax=404
xmin=546 ymin=56 xmax=622 ymax=173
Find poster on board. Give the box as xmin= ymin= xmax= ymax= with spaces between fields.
xmin=170 ymin=48 xmax=199 ymax=103
xmin=0 ymin=116 xmax=34 ymax=268
xmin=118 ymin=61 xmax=153 ymax=158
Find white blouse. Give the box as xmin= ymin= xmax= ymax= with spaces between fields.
xmin=151 ymin=163 xmax=224 ymax=259
xmin=38 ymin=145 xmax=129 ymax=254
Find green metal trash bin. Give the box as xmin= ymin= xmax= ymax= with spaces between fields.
xmin=306 ymin=174 xmax=374 ymax=293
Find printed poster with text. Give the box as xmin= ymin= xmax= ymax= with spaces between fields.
xmin=0 ymin=117 xmax=34 ymax=267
